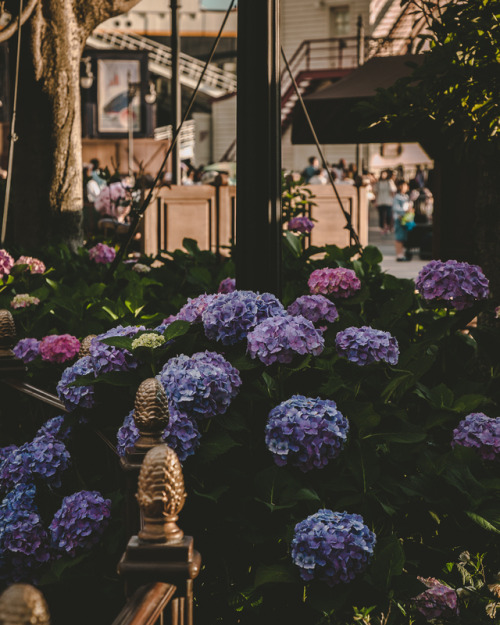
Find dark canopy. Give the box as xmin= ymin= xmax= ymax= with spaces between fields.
xmin=291 ymin=55 xmax=424 ymax=145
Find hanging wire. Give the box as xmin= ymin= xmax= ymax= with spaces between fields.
xmin=106 ymin=0 xmax=237 ymax=279
xmin=0 ymin=0 xmax=23 ymax=245
xmin=280 ymin=46 xmax=362 ymax=249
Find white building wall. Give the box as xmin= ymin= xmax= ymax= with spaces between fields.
xmin=212 ymin=95 xmax=237 ymax=163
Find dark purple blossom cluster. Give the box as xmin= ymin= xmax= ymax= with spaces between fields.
xmin=202 ymin=290 xmax=285 ymax=345
xmin=36 ymin=416 xmax=71 ymax=442
xmin=265 ymin=396 xmax=349 ymax=471
xmin=158 ymin=351 xmax=241 ymax=419
xmin=288 ymin=216 xmax=315 ymax=234
xmin=452 ymin=413 xmax=500 ymax=461
xmin=56 ymin=356 xmax=95 ymax=411
xmin=415 ymin=259 xmax=489 ymax=310
xmin=49 ymin=490 xmax=111 ymax=557
xmin=116 ymin=407 xmax=201 ymax=462
xmin=247 ymin=315 xmax=324 ymax=365
xmin=218 ymin=277 xmax=236 ymax=294
xmin=176 ymin=293 xmax=219 ymax=323
xmin=413 ymin=577 xmax=459 ymax=620
xmin=88 ymin=243 xmax=116 ymax=264
xmin=13 ymin=338 xmax=40 ymax=364
xmin=0 ymin=484 xmax=51 ymax=582
xmin=308 ymin=267 xmax=361 ymax=299
xmin=287 ymin=295 xmax=339 ymax=324
xmin=0 ymin=433 xmax=71 ymax=492
xmin=291 ymin=509 xmax=376 ymax=586
xmin=335 ymin=326 xmax=399 ymax=366
xmin=90 ymin=325 xmax=144 ymax=375
xmin=0 ymin=249 xmax=14 ymax=278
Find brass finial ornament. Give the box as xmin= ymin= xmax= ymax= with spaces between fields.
xmin=78 ymin=334 xmax=96 ymax=358
xmin=0 ymin=584 xmax=50 ymax=625
xmin=0 ymin=309 xmax=16 ymax=352
xmin=132 ymin=378 xmax=170 ymax=452
xmin=137 ymin=444 xmax=186 ymax=544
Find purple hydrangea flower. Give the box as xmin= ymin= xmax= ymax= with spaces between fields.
xmin=116 ymin=407 xmax=201 ymax=462
xmin=39 ymin=334 xmax=81 ymax=364
xmin=90 ymin=325 xmax=144 ymax=375
xmin=36 ymin=416 xmax=71 ymax=442
xmin=288 ymin=216 xmax=314 ymax=234
xmin=218 ymin=277 xmax=236 ymax=294
xmin=413 ymin=577 xmax=459 ymax=620
xmin=247 ymin=315 xmax=325 ymax=365
xmin=416 ymin=260 xmax=489 ymax=310
xmin=308 ymin=268 xmax=361 ymax=299
xmin=49 ymin=490 xmax=111 ymax=557
xmin=88 ymin=243 xmax=116 ymax=264
xmin=288 ymin=295 xmax=339 ymax=324
xmin=0 ymin=434 xmax=71 ymax=492
xmin=13 ymin=338 xmax=40 ymax=364
xmin=335 ymin=326 xmax=399 ymax=366
xmin=452 ymin=413 xmax=500 ymax=461
xmin=266 ymin=395 xmax=349 ymax=471
xmin=56 ymin=356 xmax=95 ymax=411
xmin=291 ymin=509 xmax=376 ymax=586
xmin=0 ymin=445 xmax=18 ymax=463
xmin=0 ymin=484 xmax=51 ymax=582
xmin=0 ymin=249 xmax=14 ymax=279
xmin=202 ymin=290 xmax=285 ymax=345
xmin=158 ymin=351 xmax=241 ymax=419
xmin=177 ymin=294 xmax=220 ymax=324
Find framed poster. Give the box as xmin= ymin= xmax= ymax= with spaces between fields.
xmin=97 ymin=58 xmax=142 ymax=134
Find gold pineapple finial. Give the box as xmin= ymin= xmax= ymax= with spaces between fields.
xmin=0 ymin=584 xmax=50 ymax=625
xmin=78 ymin=334 xmax=96 ymax=358
xmin=132 ymin=378 xmax=170 ymax=452
xmin=136 ymin=444 xmax=186 ymax=544
xmin=0 ymin=310 xmax=16 ymax=351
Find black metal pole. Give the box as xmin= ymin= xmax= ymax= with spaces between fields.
xmin=236 ymin=0 xmax=282 ymax=296
xmin=170 ymin=0 xmax=181 ymax=185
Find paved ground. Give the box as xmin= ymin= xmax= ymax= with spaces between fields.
xmin=368 ymin=206 xmax=426 ymax=281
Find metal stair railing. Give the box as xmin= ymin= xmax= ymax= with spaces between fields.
xmin=87 ymin=30 xmax=237 ymax=98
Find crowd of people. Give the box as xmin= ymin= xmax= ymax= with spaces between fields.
xmin=301 ymin=157 xmax=434 ymax=262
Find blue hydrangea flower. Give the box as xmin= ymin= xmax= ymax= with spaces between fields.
xmin=56 ymin=356 xmax=95 ymax=412
xmin=158 ymin=351 xmax=241 ymax=419
xmin=287 ymin=295 xmax=339 ymax=324
xmin=0 ymin=434 xmax=71 ymax=492
xmin=0 ymin=484 xmax=51 ymax=583
xmin=116 ymin=407 xmax=201 ymax=462
xmin=416 ymin=260 xmax=489 ymax=310
xmin=335 ymin=326 xmax=399 ymax=366
xmin=266 ymin=396 xmax=349 ymax=471
xmin=452 ymin=413 xmax=500 ymax=461
xmin=0 ymin=445 xmax=18 ymax=464
xmin=202 ymin=290 xmax=285 ymax=345
xmin=36 ymin=416 xmax=71 ymax=442
xmin=247 ymin=315 xmax=325 ymax=365
xmin=12 ymin=338 xmax=40 ymax=364
xmin=90 ymin=325 xmax=144 ymax=375
xmin=291 ymin=509 xmax=376 ymax=586
xmin=49 ymin=490 xmax=111 ymax=557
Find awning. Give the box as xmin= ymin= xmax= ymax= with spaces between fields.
xmin=291 ymin=55 xmax=424 ymax=145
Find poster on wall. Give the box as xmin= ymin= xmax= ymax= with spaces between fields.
xmin=97 ymin=59 xmax=141 ymax=134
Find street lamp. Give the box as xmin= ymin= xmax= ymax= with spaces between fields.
xmin=127 ymin=75 xmax=140 ymax=180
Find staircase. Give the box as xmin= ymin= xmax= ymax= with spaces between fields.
xmin=87 ymin=30 xmax=237 ymax=99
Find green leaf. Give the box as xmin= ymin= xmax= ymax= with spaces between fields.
xmin=381 ymin=371 xmax=415 ymax=403
xmin=367 ymin=536 xmax=405 ymax=589
xmin=452 ymin=394 xmax=491 ymax=413
xmin=102 ymin=306 xmax=119 ymax=321
xmin=362 ymin=245 xmax=383 ymax=266
xmin=284 ymin=230 xmax=302 ymax=257
xmin=163 ymin=320 xmax=191 ymax=341
xmin=196 ymin=430 xmax=241 ymax=464
xmin=100 ymin=336 xmax=134 ymax=350
xmin=45 ymin=277 xmax=59 ymax=291
xmin=465 ymin=511 xmax=500 ymax=534
xmin=182 ymin=238 xmax=200 ymax=256
xmin=193 ymin=485 xmax=229 ymax=503
xmin=254 ymin=564 xmax=296 ymax=588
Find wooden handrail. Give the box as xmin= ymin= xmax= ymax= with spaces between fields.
xmin=111 ymin=583 xmax=177 ymax=625
xmin=1 ymin=377 xmax=68 ymax=412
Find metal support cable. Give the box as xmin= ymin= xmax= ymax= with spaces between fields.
xmin=280 ymin=46 xmax=362 ymax=249
xmin=1 ymin=0 xmax=23 ymax=245
xmin=106 ymin=0 xmax=237 ymax=279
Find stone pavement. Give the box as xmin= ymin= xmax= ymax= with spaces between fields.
xmin=368 ymin=206 xmax=427 ymax=281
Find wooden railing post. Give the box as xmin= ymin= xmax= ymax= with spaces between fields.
xmin=118 ymin=445 xmax=201 ymax=625
xmin=0 ymin=584 xmax=51 ymax=625
xmin=0 ymin=309 xmax=26 ymax=375
xmin=121 ymin=378 xmax=170 ymax=538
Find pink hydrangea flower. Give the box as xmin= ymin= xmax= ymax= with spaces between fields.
xmin=308 ymin=267 xmax=361 ymax=298
xmin=10 ymin=294 xmax=41 ymax=309
xmin=413 ymin=577 xmax=459 ymax=620
xmin=40 ymin=334 xmax=81 ymax=364
xmin=88 ymin=243 xmax=116 ymax=264
xmin=0 ymin=249 xmax=14 ymax=279
xmin=15 ymin=256 xmax=46 ymax=274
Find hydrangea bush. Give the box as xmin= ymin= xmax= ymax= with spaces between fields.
xmin=335 ymin=326 xmax=399 ymax=366
xmin=452 ymin=413 xmax=500 ymax=460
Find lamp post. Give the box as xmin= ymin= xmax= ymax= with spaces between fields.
xmin=236 ymin=0 xmax=282 ymax=296
xmin=127 ymin=74 xmax=138 ymax=180
xmin=170 ymin=0 xmax=181 ymax=185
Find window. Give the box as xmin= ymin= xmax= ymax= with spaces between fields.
xmin=329 ymin=6 xmax=350 ymax=37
